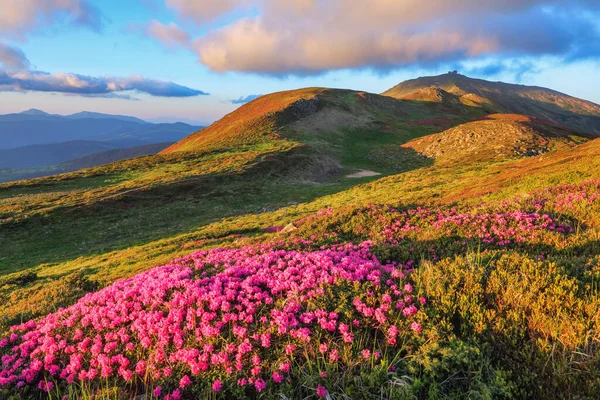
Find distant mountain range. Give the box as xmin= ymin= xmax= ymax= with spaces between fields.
xmin=0 ymin=109 xmax=202 ymax=174
xmin=0 ymin=142 xmax=173 ymax=183
xmin=0 ymin=109 xmax=202 ymax=149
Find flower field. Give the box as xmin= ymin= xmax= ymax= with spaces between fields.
xmin=1 ymin=180 xmax=600 ymax=399
xmin=1 ymin=243 xmax=425 ymax=399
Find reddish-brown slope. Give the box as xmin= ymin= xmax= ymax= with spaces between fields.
xmin=162 ymin=88 xmax=326 ymax=154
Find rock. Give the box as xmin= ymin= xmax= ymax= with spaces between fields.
xmin=281 ymin=223 xmax=298 ymax=233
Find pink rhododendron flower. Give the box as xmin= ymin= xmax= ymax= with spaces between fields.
xmin=272 ymin=372 xmax=284 ymax=383
xmin=317 ymin=384 xmax=328 ymax=398
xmin=410 ymin=322 xmax=423 ymax=333
xmin=212 ymin=379 xmax=223 ymax=392
xmin=180 ymin=375 xmax=191 ymax=388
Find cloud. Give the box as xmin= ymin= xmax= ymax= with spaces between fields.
xmin=164 ymin=0 xmax=247 ymax=23
xmin=0 ymin=69 xmax=209 ymax=97
xmin=0 ymin=41 xmax=30 ymax=70
xmin=0 ymin=0 xmax=103 ymax=39
xmin=457 ymin=59 xmax=542 ymax=82
xmin=75 ymin=93 xmax=142 ymax=101
xmin=143 ymin=20 xmax=191 ymax=49
xmin=161 ymin=0 xmax=600 ymax=76
xmin=231 ymin=94 xmax=263 ymax=104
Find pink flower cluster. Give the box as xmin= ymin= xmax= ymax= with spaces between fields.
xmin=347 ymin=206 xmax=571 ymax=246
xmin=430 ymin=211 xmax=573 ymax=245
xmin=0 ymin=242 xmax=423 ymax=397
xmin=527 ymin=180 xmax=600 ymax=212
xmin=295 ymin=198 xmax=575 ymax=249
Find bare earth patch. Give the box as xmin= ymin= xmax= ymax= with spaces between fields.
xmin=345 ymin=169 xmax=382 ymax=178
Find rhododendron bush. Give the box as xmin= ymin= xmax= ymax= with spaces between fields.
xmin=0 ymin=243 xmax=424 ymax=398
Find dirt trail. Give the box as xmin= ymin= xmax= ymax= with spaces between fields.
xmin=345 ymin=169 xmax=382 ymax=178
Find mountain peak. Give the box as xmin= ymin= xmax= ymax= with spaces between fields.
xmin=20 ymin=108 xmax=50 ymax=116
xmin=65 ymin=111 xmax=149 ymax=124
xmin=383 ymin=73 xmax=600 ymax=135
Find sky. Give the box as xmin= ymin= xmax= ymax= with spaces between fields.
xmin=0 ymin=0 xmax=599 ymax=125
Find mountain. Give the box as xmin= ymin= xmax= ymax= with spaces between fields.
xmin=161 ymin=87 xmax=486 ymax=179
xmin=0 ymin=142 xmax=172 ymax=183
xmin=383 ymin=71 xmax=600 ymax=135
xmin=65 ymin=111 xmax=148 ymax=124
xmin=147 ymin=116 xmax=208 ymax=125
xmin=0 ymin=109 xmax=202 ymax=173
xmin=0 ymin=111 xmax=200 ymax=149
xmin=0 ymin=140 xmax=116 ymax=170
xmin=58 ymin=142 xmax=172 ymax=171
xmin=2 ymin=76 xmax=600 ymax=399
xmin=18 ymin=108 xmax=55 ymax=117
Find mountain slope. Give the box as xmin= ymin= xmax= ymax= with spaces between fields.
xmin=0 ymin=110 xmax=202 ymax=176
xmin=1 ymin=111 xmax=600 ymax=399
xmin=0 ymin=142 xmax=173 ymax=183
xmin=163 ymin=87 xmax=486 ymax=178
xmin=383 ymin=72 xmax=600 ymax=135
xmin=58 ymin=142 xmax=172 ymax=171
xmin=1 ymin=79 xmax=600 ymax=399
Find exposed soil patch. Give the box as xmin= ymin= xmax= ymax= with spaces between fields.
xmin=345 ymin=169 xmax=382 ymax=178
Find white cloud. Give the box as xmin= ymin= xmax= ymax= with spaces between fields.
xmin=0 ymin=69 xmax=209 ymax=97
xmin=164 ymin=0 xmax=247 ymax=22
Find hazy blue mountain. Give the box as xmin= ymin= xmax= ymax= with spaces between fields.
xmin=0 ymin=141 xmax=116 ymax=169
xmin=0 ymin=109 xmax=201 ymax=149
xmin=0 ymin=142 xmax=172 ymax=183
xmin=19 ymin=109 xmax=54 ymax=117
xmin=66 ymin=111 xmax=149 ymax=124
xmin=0 ymin=109 xmax=202 ymax=171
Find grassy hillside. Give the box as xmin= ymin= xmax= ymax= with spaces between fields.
xmin=1 ymin=136 xmax=599 ymax=399
xmin=0 ymin=88 xmax=488 ymax=276
xmin=1 ymin=82 xmax=600 ymax=399
xmin=165 ymin=88 xmax=486 ymax=176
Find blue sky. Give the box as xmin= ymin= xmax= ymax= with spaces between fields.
xmin=0 ymin=0 xmax=599 ymax=125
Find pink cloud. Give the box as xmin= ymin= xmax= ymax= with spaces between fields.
xmin=144 ymin=21 xmax=191 ymax=49
xmin=157 ymin=0 xmax=600 ymax=75
xmin=0 ymin=41 xmax=30 ymax=70
xmin=0 ymin=0 xmax=102 ymax=39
